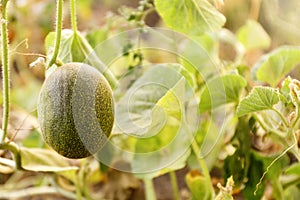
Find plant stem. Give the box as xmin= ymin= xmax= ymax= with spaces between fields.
xmin=70 ymin=0 xmax=78 ymax=33
xmin=169 ymin=171 xmax=181 ymax=200
xmin=291 ymin=104 xmax=300 ymax=128
xmin=290 ymin=132 xmax=300 ymax=162
xmin=184 ymin=121 xmax=215 ymax=198
xmin=48 ymin=0 xmax=64 ymax=67
xmin=76 ymin=33 xmax=118 ymax=88
xmin=143 ymin=178 xmax=156 ymax=200
xmin=69 ymin=0 xmax=118 ymax=88
xmin=272 ymin=107 xmax=289 ymax=127
xmin=75 ymin=175 xmax=83 ymax=200
xmin=253 ymin=114 xmax=287 ymax=137
xmin=190 ymin=139 xmax=215 ymax=196
xmin=0 ymin=142 xmax=22 ymax=170
xmin=1 ymin=0 xmax=10 ymax=143
xmin=80 ymin=161 xmax=93 ymax=200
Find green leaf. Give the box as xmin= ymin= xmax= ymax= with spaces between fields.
xmin=253 ymin=46 xmax=300 ymax=87
xmin=45 ymin=29 xmax=117 ymax=87
xmin=236 ymin=20 xmax=271 ymax=51
xmin=135 ymin=148 xmax=191 ymax=179
xmin=199 ymin=74 xmax=247 ymax=113
xmin=132 ymin=78 xmax=190 ymax=175
xmin=280 ymin=76 xmax=293 ymax=104
xmin=112 ymin=64 xmax=194 ymax=175
xmin=45 ymin=30 xmax=91 ymax=65
xmin=71 ymin=34 xmax=87 ymax=62
xmin=186 ymin=170 xmax=213 ymax=200
xmin=45 ymin=29 xmax=74 ymax=64
xmin=224 ymin=117 xmax=251 ymax=188
xmin=20 ymin=147 xmax=79 ymax=172
xmin=242 ymin=154 xmax=265 ymax=200
xmin=114 ymin=64 xmax=185 ymax=136
xmin=86 ymin=29 xmax=108 ymax=48
xmin=154 ymin=0 xmax=226 ymax=36
xmin=188 ymin=116 xmax=228 ymax=171
xmin=283 ymin=185 xmax=300 ymax=200
xmin=237 ymin=86 xmax=280 ymax=117
xmin=180 ymin=32 xmax=220 ymax=80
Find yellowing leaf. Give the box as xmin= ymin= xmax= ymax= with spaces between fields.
xmin=21 ymin=147 xmax=79 ymax=172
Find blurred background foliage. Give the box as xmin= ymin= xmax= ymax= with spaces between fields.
xmin=4 ymin=0 xmax=300 ymax=111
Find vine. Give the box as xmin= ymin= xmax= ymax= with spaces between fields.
xmin=70 ymin=0 xmax=78 ymax=33
xmin=48 ymin=0 xmax=64 ymax=67
xmin=1 ymin=0 xmax=10 ymax=143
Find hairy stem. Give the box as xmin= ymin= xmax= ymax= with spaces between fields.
xmin=48 ymin=0 xmax=64 ymax=67
xmin=1 ymin=0 xmax=10 ymax=143
xmin=70 ymin=0 xmax=78 ymax=33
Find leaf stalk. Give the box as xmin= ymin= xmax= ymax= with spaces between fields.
xmin=48 ymin=0 xmax=64 ymax=67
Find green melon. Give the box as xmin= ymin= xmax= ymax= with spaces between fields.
xmin=37 ymin=62 xmax=114 ymax=159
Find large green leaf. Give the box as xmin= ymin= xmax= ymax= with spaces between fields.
xmin=114 ymin=64 xmax=185 ymax=136
xmin=236 ymin=20 xmax=271 ymax=51
xmin=199 ymin=74 xmax=247 ymax=112
xmin=132 ymin=78 xmax=190 ymax=175
xmin=253 ymin=46 xmax=300 ymax=87
xmin=154 ymin=0 xmax=226 ymax=36
xmin=180 ymin=33 xmax=220 ymax=81
xmin=237 ymin=86 xmax=280 ymax=117
xmin=110 ymin=64 xmax=196 ymax=175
